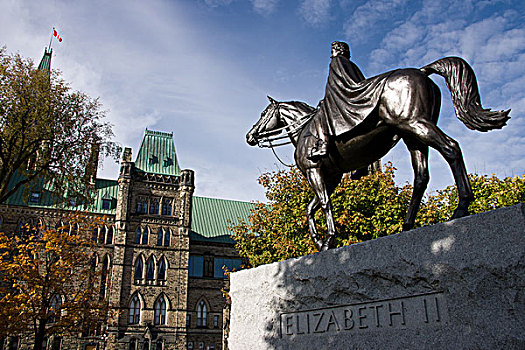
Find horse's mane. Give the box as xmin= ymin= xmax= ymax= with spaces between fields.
xmin=281 ymin=100 xmax=317 ymax=120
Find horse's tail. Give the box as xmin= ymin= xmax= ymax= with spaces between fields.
xmin=420 ymin=57 xmax=510 ymax=132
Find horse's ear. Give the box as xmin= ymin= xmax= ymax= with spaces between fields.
xmin=267 ymin=95 xmax=277 ymax=104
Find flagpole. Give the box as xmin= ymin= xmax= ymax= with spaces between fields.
xmin=48 ymin=27 xmax=54 ymax=51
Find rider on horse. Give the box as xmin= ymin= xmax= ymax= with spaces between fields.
xmin=308 ymin=41 xmax=366 ymax=160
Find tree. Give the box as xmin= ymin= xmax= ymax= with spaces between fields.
xmin=0 ymin=213 xmax=111 ymax=350
xmin=230 ymin=164 xmax=525 ymax=267
xmin=0 ymin=48 xmax=120 ymax=205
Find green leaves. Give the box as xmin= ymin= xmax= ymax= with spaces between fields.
xmin=231 ymin=165 xmax=525 ymax=268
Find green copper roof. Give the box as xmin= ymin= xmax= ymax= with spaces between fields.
xmin=191 ymin=196 xmax=255 ymax=243
xmin=1 ymin=171 xmax=118 ymax=215
xmin=37 ymin=48 xmax=52 ymax=71
xmin=135 ymin=129 xmax=181 ymax=176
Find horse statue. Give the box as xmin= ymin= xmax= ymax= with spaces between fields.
xmin=246 ymin=57 xmax=510 ymax=251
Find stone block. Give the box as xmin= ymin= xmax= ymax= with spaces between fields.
xmin=229 ymin=204 xmax=525 ymax=349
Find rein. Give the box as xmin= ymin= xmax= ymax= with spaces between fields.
xmin=254 ymin=103 xmax=315 ymax=168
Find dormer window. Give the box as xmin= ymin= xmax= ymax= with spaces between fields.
xmin=29 ymin=192 xmax=41 ymax=203
xmin=102 ymin=199 xmax=111 ymax=210
xmin=163 ymin=157 xmax=173 ymax=167
xmin=149 ymin=155 xmax=158 ymax=165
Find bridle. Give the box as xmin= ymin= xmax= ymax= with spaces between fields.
xmin=254 ymin=103 xmax=314 ymax=148
xmin=251 ymin=102 xmax=315 ymax=167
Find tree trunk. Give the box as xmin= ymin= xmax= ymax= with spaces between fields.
xmin=33 ymin=319 xmax=47 ymax=350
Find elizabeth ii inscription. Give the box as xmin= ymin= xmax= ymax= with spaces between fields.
xmin=229 ymin=205 xmax=525 ymax=350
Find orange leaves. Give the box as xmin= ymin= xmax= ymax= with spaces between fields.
xmin=0 ymin=213 xmax=111 ymax=339
xmin=232 ymin=163 xmax=525 ymax=268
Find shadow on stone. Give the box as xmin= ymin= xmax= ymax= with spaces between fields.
xmin=229 ymin=204 xmax=525 ymax=350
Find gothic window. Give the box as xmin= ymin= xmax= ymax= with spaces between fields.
xmin=157 ymin=258 xmax=166 ymax=281
xmin=187 ymin=342 xmax=193 ymax=350
xmin=143 ymin=339 xmax=149 ymax=350
xmin=134 ymin=258 xmax=144 ymax=281
xmin=149 ymin=199 xmax=159 ymax=215
xmin=51 ymin=337 xmax=61 ymax=350
xmin=196 ymin=300 xmax=207 ymax=327
xmin=163 ymin=228 xmax=170 ymax=247
xmin=154 ymin=297 xmax=167 ymax=325
xmin=186 ymin=315 xmax=191 ymax=327
xmin=142 ymin=227 xmax=149 ymax=245
xmin=99 ymin=255 xmax=110 ymax=300
xmin=155 ymin=339 xmax=163 ymax=350
xmin=146 ymin=257 xmax=155 ymax=281
xmin=69 ymin=223 xmax=79 ymax=236
xmin=129 ymin=339 xmax=136 ymax=350
xmin=129 ymin=295 xmax=141 ymax=324
xmin=135 ymin=228 xmax=142 ymax=244
xmin=203 ymin=256 xmax=214 ymax=278
xmin=213 ymin=315 xmax=219 ymax=328
xmin=7 ymin=337 xmax=19 ymax=350
xmin=106 ymin=226 xmax=114 ymax=245
xmin=92 ymin=228 xmax=99 ymax=242
xmin=48 ymin=295 xmax=62 ymax=323
xmin=167 ymin=202 xmax=172 ymax=216
xmin=157 ymin=229 xmax=164 ymax=246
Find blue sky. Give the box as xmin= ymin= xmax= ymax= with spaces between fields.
xmin=1 ymin=0 xmax=523 ymax=202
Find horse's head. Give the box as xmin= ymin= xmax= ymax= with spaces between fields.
xmin=246 ymin=96 xmax=283 ymax=146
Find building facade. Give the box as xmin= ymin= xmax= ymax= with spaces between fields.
xmin=0 ymin=130 xmax=253 ymax=350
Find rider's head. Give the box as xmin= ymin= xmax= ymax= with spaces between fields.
xmin=331 ymin=41 xmax=350 ymax=59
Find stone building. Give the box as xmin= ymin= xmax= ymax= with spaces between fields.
xmin=0 ymin=129 xmax=253 ymax=350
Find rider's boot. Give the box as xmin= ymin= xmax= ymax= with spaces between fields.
xmin=308 ymin=131 xmax=329 ymax=161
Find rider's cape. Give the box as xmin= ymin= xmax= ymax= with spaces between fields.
xmin=317 ymin=56 xmax=395 ymax=136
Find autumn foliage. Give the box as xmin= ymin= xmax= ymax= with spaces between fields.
xmin=230 ymin=164 xmax=525 ymax=267
xmin=0 ymin=214 xmax=111 ymax=350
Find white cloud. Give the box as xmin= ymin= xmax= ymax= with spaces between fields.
xmin=251 ymin=0 xmax=279 ymax=15
xmin=299 ymin=0 xmax=332 ymax=26
xmin=343 ymin=0 xmax=409 ymax=44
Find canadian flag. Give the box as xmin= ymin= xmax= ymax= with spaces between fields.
xmin=53 ymin=29 xmax=63 ymax=42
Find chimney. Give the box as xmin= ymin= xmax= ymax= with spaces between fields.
xmin=85 ymin=142 xmax=100 ymax=184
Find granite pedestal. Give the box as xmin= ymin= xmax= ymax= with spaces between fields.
xmin=229 ymin=204 xmax=525 ymax=349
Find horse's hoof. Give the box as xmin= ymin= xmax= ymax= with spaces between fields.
xmin=314 ymin=239 xmax=324 ymax=251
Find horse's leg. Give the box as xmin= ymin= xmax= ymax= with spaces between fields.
xmin=305 ymin=167 xmax=337 ymax=251
xmin=400 ymin=120 xmax=473 ymax=218
xmin=403 ymin=140 xmax=429 ymax=230
xmin=306 ymin=196 xmax=323 ymax=251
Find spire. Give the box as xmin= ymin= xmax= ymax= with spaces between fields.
xmin=37 ymin=47 xmax=52 ymax=72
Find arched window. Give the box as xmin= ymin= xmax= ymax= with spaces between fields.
xmin=134 ymin=258 xmax=144 ymax=281
xmin=197 ymin=300 xmax=207 ymax=327
xmin=129 ymin=295 xmax=141 ymax=324
xmin=157 ymin=258 xmax=166 ymax=281
xmin=146 ymin=257 xmax=155 ymax=281
xmin=155 ymin=339 xmax=163 ymax=350
xmin=69 ymin=223 xmax=79 ymax=236
xmin=141 ymin=227 xmax=149 ymax=245
xmin=154 ymin=297 xmax=167 ymax=325
xmin=163 ymin=228 xmax=170 ymax=247
xmin=157 ymin=229 xmax=163 ymax=246
xmin=49 ymin=295 xmax=62 ymax=323
xmin=106 ymin=226 xmax=114 ymax=245
xmin=129 ymin=339 xmax=137 ymax=350
xmin=100 ymin=255 xmax=110 ymax=300
xmin=92 ymin=228 xmax=99 ymax=242
xmin=142 ymin=339 xmax=149 ymax=350
xmin=135 ymin=228 xmax=142 ymax=244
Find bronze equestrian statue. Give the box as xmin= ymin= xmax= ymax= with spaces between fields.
xmin=246 ymin=41 xmax=510 ymax=252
